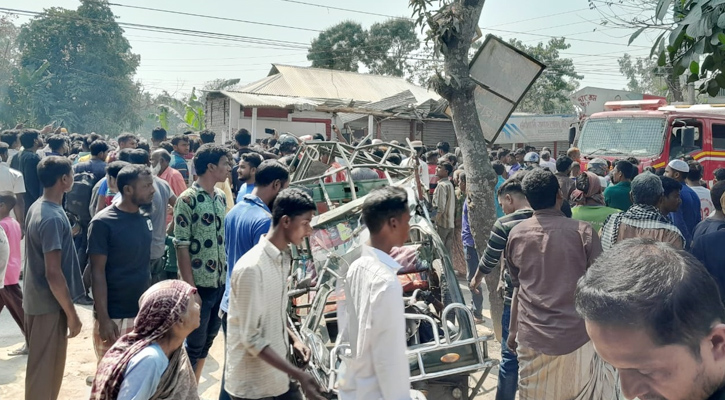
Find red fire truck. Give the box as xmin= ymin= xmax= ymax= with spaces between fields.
xmin=576 ymin=99 xmax=725 ymax=183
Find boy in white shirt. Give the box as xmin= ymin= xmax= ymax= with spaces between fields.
xmin=339 ymin=186 xmax=412 ymax=400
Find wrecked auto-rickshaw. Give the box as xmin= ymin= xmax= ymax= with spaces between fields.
xmin=283 ymin=140 xmax=498 ymax=400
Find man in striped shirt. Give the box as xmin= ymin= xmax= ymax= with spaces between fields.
xmin=469 ymin=175 xmax=532 ymax=400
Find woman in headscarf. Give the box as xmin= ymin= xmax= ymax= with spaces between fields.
xmin=570 ymin=171 xmax=620 ymax=231
xmin=90 ymin=280 xmax=201 ymax=400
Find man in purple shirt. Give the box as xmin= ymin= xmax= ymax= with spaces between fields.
xmin=460 ymin=172 xmax=483 ymax=322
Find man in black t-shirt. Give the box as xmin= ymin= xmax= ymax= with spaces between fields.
xmin=10 ymin=129 xmax=44 ymax=217
xmin=88 ymin=164 xmax=154 ymax=360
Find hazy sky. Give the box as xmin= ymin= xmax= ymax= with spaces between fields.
xmin=11 ymin=0 xmax=659 ymax=96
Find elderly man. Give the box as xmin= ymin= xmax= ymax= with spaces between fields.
xmin=539 ymin=151 xmax=556 ymax=171
xmin=600 ymin=172 xmax=684 ymax=251
xmin=151 ymin=149 xmax=187 ymax=197
xmin=576 ymin=238 xmax=725 ymax=400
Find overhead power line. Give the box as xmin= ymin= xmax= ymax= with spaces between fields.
xmin=3 ymin=5 xmax=633 ymax=90
xmin=0 ymin=7 xmax=311 ymax=49
xmin=484 ymin=27 xmax=653 ymax=48
xmin=482 ymin=7 xmax=592 ymax=29
xmin=278 ymin=0 xmax=411 ymax=20
xmin=107 ymin=2 xmax=323 ymax=33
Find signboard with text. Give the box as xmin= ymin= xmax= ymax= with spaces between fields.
xmin=496 ymin=114 xmax=578 ymax=144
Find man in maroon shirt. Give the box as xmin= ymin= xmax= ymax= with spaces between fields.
xmin=505 ymin=168 xmax=616 ymax=399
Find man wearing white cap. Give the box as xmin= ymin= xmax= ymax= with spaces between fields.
xmin=664 ymin=159 xmax=702 ymax=248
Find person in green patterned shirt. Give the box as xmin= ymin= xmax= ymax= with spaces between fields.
xmin=173 ymin=144 xmax=232 ymax=381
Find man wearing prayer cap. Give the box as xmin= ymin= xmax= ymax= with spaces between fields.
xmin=664 ymin=159 xmax=702 ymax=248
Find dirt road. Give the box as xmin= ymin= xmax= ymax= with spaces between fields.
xmin=0 ymin=280 xmax=502 ymax=399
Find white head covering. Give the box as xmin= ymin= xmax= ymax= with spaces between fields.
xmin=668 ymin=159 xmax=689 ymax=173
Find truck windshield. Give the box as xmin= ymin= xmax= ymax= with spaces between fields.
xmin=579 ymin=117 xmax=666 ymax=157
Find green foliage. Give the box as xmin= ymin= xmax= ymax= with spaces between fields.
xmin=651 ymin=0 xmax=725 ymax=96
xmin=409 ymin=0 xmax=458 ymax=58
xmin=307 ymin=19 xmax=420 ymax=76
xmin=11 ymin=0 xmax=141 ymax=133
xmin=618 ymin=53 xmax=671 ymax=97
xmin=364 ymin=19 xmax=420 ymax=76
xmin=510 ymin=38 xmax=582 ymax=114
xmin=0 ymin=61 xmax=53 ymax=127
xmin=153 ymin=77 xmax=241 ymax=134
xmin=156 ymin=88 xmax=205 ymax=132
xmin=307 ymin=21 xmax=367 ymax=72
xmin=0 ymin=15 xmax=19 ymax=94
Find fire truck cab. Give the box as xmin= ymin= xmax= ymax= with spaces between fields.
xmin=577 ymin=99 xmax=725 ymax=183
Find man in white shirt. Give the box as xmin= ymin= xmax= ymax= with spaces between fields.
xmin=0 ymin=143 xmax=25 ymax=226
xmin=226 ymin=188 xmax=324 ymax=400
xmin=539 ymin=151 xmax=557 ymax=171
xmin=338 ymin=186 xmax=412 ymax=400
xmin=686 ymin=160 xmax=714 ymax=219
xmin=402 ymin=141 xmax=429 ymax=199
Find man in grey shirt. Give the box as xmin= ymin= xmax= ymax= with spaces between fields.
xmin=23 ymin=156 xmax=85 ymax=400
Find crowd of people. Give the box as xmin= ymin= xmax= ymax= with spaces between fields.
xmin=463 ymin=145 xmax=725 ymax=400
xmin=0 ymin=124 xmax=322 ymax=400
xmin=2 ymin=122 xmax=725 ymax=400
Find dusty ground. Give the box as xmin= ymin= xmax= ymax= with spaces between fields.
xmin=0 ymin=280 xmax=504 ymax=399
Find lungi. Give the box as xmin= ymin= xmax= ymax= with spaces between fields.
xmin=517 ymin=341 xmax=618 ymax=400
xmin=93 ymin=317 xmax=135 ymax=361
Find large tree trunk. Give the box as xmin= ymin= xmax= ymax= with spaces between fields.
xmin=432 ymin=0 xmax=503 ymax=338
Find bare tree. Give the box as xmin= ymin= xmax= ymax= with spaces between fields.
xmin=410 ymin=0 xmax=503 ymax=338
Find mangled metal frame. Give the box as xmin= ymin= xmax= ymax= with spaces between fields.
xmin=286 ymin=141 xmax=498 ymax=399
xmin=289 ymin=140 xmax=418 ymax=208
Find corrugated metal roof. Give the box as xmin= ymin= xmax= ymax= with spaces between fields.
xmin=239 ymin=64 xmax=440 ymax=104
xmin=338 ymin=90 xmax=419 ymax=124
xmin=216 ymin=91 xmax=323 ymax=108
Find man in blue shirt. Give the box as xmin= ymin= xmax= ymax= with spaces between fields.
xmin=665 ymin=159 xmax=702 ymax=248
xmin=73 ymin=140 xmax=108 ymax=182
xmin=219 ymin=159 xmax=290 ymax=400
xmin=508 ymin=148 xmax=526 ymax=174
xmin=170 ymin=134 xmax=190 ymax=182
